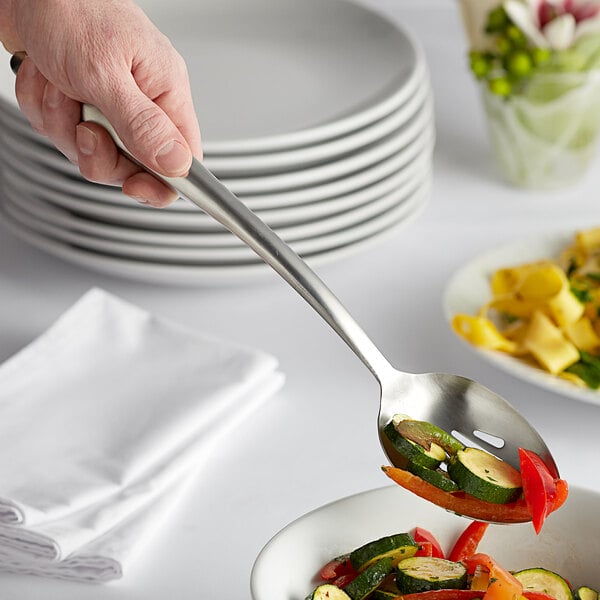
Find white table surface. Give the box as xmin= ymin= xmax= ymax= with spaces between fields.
xmin=2 ymin=0 xmax=600 ymax=597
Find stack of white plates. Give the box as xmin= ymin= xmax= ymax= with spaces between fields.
xmin=0 ymin=0 xmax=434 ymax=286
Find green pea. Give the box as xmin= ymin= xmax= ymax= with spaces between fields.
xmin=532 ymin=47 xmax=551 ymax=65
xmin=488 ymin=77 xmax=512 ymax=97
xmin=505 ymin=24 xmax=526 ymax=46
xmin=485 ymin=6 xmax=509 ymax=33
xmin=496 ymin=36 xmax=512 ymax=55
xmin=505 ymin=50 xmax=533 ymax=77
xmin=469 ymin=51 xmax=491 ymax=79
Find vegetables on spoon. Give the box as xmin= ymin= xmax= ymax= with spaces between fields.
xmin=381 ymin=417 xmax=568 ymax=530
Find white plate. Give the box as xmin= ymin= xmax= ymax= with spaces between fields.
xmin=1 ymin=173 xmax=430 ymax=264
xmin=1 ymin=94 xmax=434 ymax=198
xmin=0 ymin=0 xmax=424 ymax=155
xmin=0 ymin=121 xmax=434 ymax=214
xmin=443 ymin=230 xmax=600 ymax=407
xmin=142 ymin=0 xmax=424 ymax=153
xmin=250 ymin=484 xmax=600 ymax=600
xmin=0 ymin=126 xmax=434 ymax=233
xmin=0 ymin=181 xmax=429 ymax=286
xmin=0 ymin=72 xmax=429 ymax=177
xmin=3 ymin=156 xmax=431 ymax=249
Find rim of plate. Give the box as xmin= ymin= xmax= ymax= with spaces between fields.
xmin=0 ymin=180 xmax=429 ymax=286
xmin=0 ymin=93 xmax=434 ymax=198
xmin=0 ymin=66 xmax=429 ymax=177
xmin=0 ymin=119 xmax=434 ymax=214
xmin=2 ymin=151 xmax=432 ymax=249
xmin=2 ymin=171 xmax=430 ymax=264
xmin=0 ymin=126 xmax=434 ymax=233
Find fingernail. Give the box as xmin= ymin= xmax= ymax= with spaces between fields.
xmin=44 ymin=84 xmax=64 ymax=108
xmin=130 ymin=195 xmax=149 ymax=205
xmin=155 ymin=140 xmax=190 ymax=175
xmin=76 ymin=124 xmax=97 ymax=156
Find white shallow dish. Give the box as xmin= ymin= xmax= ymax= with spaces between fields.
xmin=1 ymin=95 xmax=434 ymax=199
xmin=0 ymin=126 xmax=434 ymax=233
xmin=0 ymin=0 xmax=424 ymax=155
xmin=443 ymin=230 xmax=600 ymax=407
xmin=0 ymin=122 xmax=434 ymax=215
xmin=251 ymin=484 xmax=600 ymax=600
xmin=3 ymin=158 xmax=431 ymax=250
xmin=0 ymin=71 xmax=429 ymax=178
xmin=0 ymin=181 xmax=429 ymax=285
xmin=140 ymin=0 xmax=424 ymax=154
xmin=1 ymin=175 xmax=430 ymax=265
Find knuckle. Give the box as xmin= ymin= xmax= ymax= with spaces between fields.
xmin=128 ymin=104 xmax=170 ymax=148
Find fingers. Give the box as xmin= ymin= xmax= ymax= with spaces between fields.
xmin=15 ymin=58 xmax=179 ymax=207
xmin=95 ymin=45 xmax=202 ymax=179
xmin=14 ymin=56 xmax=45 ymax=133
xmin=98 ymin=75 xmax=194 ymax=179
xmin=42 ymin=82 xmax=81 ymax=163
xmin=75 ymin=122 xmax=178 ymax=207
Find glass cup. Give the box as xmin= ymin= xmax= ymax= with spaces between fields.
xmin=481 ymin=70 xmax=600 ymax=189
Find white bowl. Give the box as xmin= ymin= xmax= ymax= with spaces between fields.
xmin=251 ymin=484 xmax=600 ymax=600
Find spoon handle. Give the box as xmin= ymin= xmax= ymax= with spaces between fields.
xmin=81 ymin=103 xmax=397 ymax=384
xmin=9 ymin=53 xmax=396 ymax=383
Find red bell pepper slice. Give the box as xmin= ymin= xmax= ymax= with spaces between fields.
xmin=415 ymin=540 xmax=434 ymax=557
xmin=332 ymin=572 xmax=357 ymax=587
xmin=381 ymin=466 xmax=531 ymax=523
xmin=448 ymin=521 xmax=489 ymax=563
xmin=412 ymin=527 xmax=445 ymax=559
xmin=319 ymin=555 xmax=356 ymax=581
xmin=522 ymin=592 xmax=557 ymax=600
xmin=518 ymin=448 xmax=569 ymax=534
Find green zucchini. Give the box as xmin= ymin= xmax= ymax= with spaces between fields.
xmin=350 ymin=533 xmax=418 ymax=572
xmin=575 ymin=587 xmax=599 ymax=600
xmin=406 ymin=460 xmax=460 ymax=492
xmin=343 ymin=557 xmax=395 ymax=600
xmin=513 ymin=568 xmax=573 ymax=600
xmin=447 ymin=447 xmax=522 ymax=504
xmin=395 ymin=556 xmax=467 ymax=593
xmin=394 ymin=419 xmax=465 ymax=456
xmin=307 ymin=584 xmax=352 ymax=600
xmin=369 ymin=591 xmax=398 ymax=600
xmin=383 ymin=421 xmax=447 ymax=469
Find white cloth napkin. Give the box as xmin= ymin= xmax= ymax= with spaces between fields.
xmin=0 ymin=288 xmax=284 ymax=582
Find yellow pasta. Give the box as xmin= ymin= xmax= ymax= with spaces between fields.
xmin=453 ymin=227 xmax=600 ymax=390
xmin=521 ymin=311 xmax=579 ymax=375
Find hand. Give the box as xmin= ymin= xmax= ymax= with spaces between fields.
xmin=0 ymin=0 xmax=202 ymax=207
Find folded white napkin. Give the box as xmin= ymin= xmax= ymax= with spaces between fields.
xmin=0 ymin=288 xmax=284 ymax=582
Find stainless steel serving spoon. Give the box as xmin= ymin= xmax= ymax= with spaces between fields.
xmin=11 ymin=54 xmax=558 ymax=516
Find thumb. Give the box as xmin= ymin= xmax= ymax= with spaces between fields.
xmin=98 ymin=81 xmax=193 ymax=178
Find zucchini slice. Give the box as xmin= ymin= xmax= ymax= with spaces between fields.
xmin=513 ymin=568 xmax=572 ymax=600
xmin=447 ymin=448 xmax=522 ymax=504
xmin=350 ymin=533 xmax=419 ymax=572
xmin=395 ymin=556 xmax=467 ymax=593
xmin=307 ymin=584 xmax=352 ymax=600
xmin=394 ymin=419 xmax=465 ymax=456
xmin=369 ymin=591 xmax=398 ymax=600
xmin=406 ymin=460 xmax=460 ymax=493
xmin=343 ymin=557 xmax=395 ymax=600
xmin=576 ymin=587 xmax=599 ymax=600
xmin=383 ymin=421 xmax=447 ymax=469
